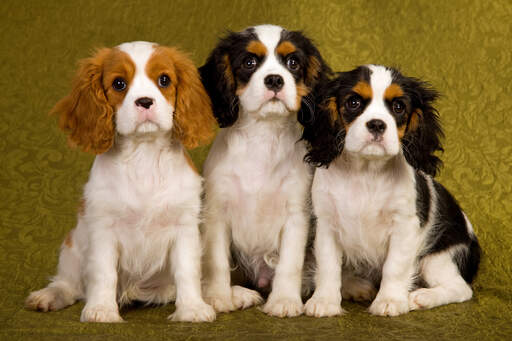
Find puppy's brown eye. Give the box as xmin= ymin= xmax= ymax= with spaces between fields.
xmin=158 ymin=74 xmax=170 ymax=88
xmin=112 ymin=77 xmax=127 ymax=91
xmin=392 ymin=99 xmax=405 ymax=114
xmin=286 ymin=56 xmax=300 ymax=71
xmin=346 ymin=95 xmax=362 ymax=111
xmin=243 ymin=56 xmax=257 ymax=70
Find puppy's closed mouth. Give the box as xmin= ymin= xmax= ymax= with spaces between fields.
xmin=135 ymin=121 xmax=160 ymax=134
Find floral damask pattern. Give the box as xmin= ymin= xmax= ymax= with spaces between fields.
xmin=1 ymin=0 xmax=511 ymax=339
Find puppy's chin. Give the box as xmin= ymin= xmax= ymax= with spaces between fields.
xmin=348 ymin=141 xmax=399 ymax=161
xmin=117 ymin=123 xmax=160 ymax=137
xmin=135 ymin=121 xmax=160 ymax=134
xmin=253 ymin=99 xmax=291 ymax=119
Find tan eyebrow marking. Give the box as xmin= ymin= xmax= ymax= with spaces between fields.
xmin=276 ymin=41 xmax=296 ymax=56
xmin=326 ymin=96 xmax=339 ymax=124
xmin=246 ymin=40 xmax=267 ymax=57
xmin=352 ymin=81 xmax=373 ymax=99
xmin=222 ymin=54 xmax=234 ymax=88
xmin=384 ymin=83 xmax=404 ymax=100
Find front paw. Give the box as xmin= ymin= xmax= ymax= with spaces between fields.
xmin=169 ymin=302 xmax=216 ymax=322
xmin=231 ymin=285 xmax=263 ymax=310
xmin=80 ymin=304 xmax=124 ymax=323
xmin=369 ymin=296 xmax=409 ymax=317
xmin=261 ymin=296 xmax=304 ymax=317
xmin=304 ymin=296 xmax=345 ymax=317
xmin=203 ymin=289 xmax=236 ymax=313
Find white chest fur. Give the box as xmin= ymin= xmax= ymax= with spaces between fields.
xmin=313 ymin=154 xmax=417 ymax=271
xmin=83 ymin=137 xmax=201 ymax=277
xmin=204 ymin=119 xmax=311 ymax=258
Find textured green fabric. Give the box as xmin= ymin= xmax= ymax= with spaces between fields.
xmin=1 ymin=0 xmax=511 ymax=339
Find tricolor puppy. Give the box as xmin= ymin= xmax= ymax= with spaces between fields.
xmin=199 ymin=25 xmax=331 ymax=317
xmin=301 ymin=65 xmax=480 ymax=317
xmin=25 ymin=41 xmax=217 ymax=322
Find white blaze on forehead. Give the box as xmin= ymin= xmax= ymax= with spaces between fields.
xmin=253 ymin=25 xmax=283 ymax=52
xmin=367 ymin=64 xmax=393 ymax=101
xmin=117 ymin=41 xmax=157 ymax=75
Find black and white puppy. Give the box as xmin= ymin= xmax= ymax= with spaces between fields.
xmin=199 ymin=24 xmax=331 ymax=317
xmin=301 ymin=65 xmax=480 ymax=317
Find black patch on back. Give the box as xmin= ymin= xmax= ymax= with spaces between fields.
xmin=415 ymin=171 xmax=430 ymax=227
xmin=423 ymin=179 xmax=480 ymax=283
xmin=428 ymin=180 xmax=470 ymax=251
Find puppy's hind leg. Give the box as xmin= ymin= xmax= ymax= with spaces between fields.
xmin=409 ymin=247 xmax=474 ymax=311
xmin=26 ymin=229 xmax=83 ymax=312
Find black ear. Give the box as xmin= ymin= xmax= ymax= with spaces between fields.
xmin=292 ymin=31 xmax=333 ymax=128
xmin=401 ymin=79 xmax=444 ymax=176
xmin=199 ymin=36 xmax=239 ymax=128
xmin=301 ymin=77 xmax=344 ymax=168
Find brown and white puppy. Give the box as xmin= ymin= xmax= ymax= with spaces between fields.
xmin=199 ymin=25 xmax=331 ymax=317
xmin=25 ymin=41 xmax=217 ymax=322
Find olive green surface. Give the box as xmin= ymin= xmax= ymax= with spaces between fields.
xmin=1 ymin=0 xmax=511 ymax=340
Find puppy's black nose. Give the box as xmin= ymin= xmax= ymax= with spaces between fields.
xmin=135 ymin=97 xmax=154 ymax=109
xmin=264 ymin=74 xmax=284 ymax=92
xmin=366 ymin=119 xmax=387 ymax=134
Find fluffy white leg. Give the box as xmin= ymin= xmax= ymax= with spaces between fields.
xmin=202 ymin=206 xmax=262 ymax=312
xmin=202 ymin=209 xmax=236 ymax=312
xmin=409 ymin=250 xmax=473 ymax=310
xmin=369 ymin=218 xmax=421 ymax=317
xmin=26 ymin=229 xmax=83 ymax=312
xmin=305 ymin=218 xmax=345 ymax=317
xmin=169 ymin=224 xmax=215 ymax=322
xmin=80 ymin=226 xmax=123 ymax=323
xmin=261 ymin=209 xmax=308 ymax=317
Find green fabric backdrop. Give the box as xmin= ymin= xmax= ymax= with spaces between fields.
xmin=1 ymin=0 xmax=510 ymax=339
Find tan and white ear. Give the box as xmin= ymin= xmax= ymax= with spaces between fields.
xmin=51 ymin=48 xmax=115 ymax=154
xmin=168 ymin=48 xmax=216 ymax=149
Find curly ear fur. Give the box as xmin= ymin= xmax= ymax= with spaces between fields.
xmin=199 ymin=33 xmax=239 ymax=128
xmin=169 ymin=48 xmax=216 ymax=149
xmin=400 ymin=78 xmax=444 ymax=176
xmin=301 ymin=76 xmax=345 ymax=168
xmin=302 ymin=68 xmax=366 ymax=167
xmin=52 ymin=48 xmax=115 ymax=154
xmin=295 ymin=32 xmax=333 ymax=130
